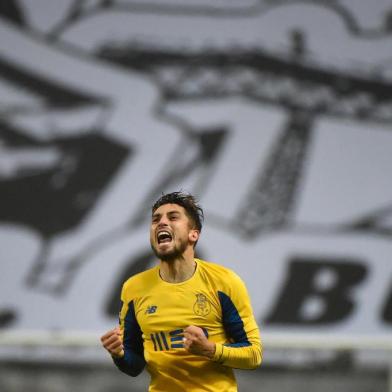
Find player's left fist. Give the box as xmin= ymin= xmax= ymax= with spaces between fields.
xmin=183 ymin=325 xmax=215 ymax=358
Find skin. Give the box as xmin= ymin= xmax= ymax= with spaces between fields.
xmin=101 ymin=203 xmax=216 ymax=359
xmin=150 ymin=203 xmax=199 ymax=282
xmin=101 ymin=326 xmax=124 ymax=358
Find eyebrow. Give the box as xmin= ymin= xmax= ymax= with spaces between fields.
xmin=152 ymin=210 xmax=181 ymax=219
xmin=167 ymin=210 xmax=181 ymax=215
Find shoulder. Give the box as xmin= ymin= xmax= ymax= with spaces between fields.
xmin=197 ymin=260 xmax=252 ymax=308
xmin=196 ymin=259 xmax=244 ymax=288
xmin=122 ymin=266 xmax=158 ymax=297
xmin=196 ymin=258 xmax=232 ymax=274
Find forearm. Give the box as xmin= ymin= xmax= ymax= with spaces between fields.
xmin=112 ymin=350 xmax=146 ymax=377
xmin=212 ymin=340 xmax=262 ymax=369
xmin=116 ymin=297 xmax=146 ymax=377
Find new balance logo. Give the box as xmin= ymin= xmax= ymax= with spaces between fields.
xmin=146 ymin=305 xmax=158 ymax=314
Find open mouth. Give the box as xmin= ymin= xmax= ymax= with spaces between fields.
xmin=157 ymin=230 xmax=173 ymax=244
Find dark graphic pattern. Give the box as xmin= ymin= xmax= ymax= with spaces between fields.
xmin=0 ymin=1 xmax=391 ymax=328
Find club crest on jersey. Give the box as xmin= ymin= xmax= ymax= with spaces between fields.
xmin=193 ymin=293 xmax=211 ymax=316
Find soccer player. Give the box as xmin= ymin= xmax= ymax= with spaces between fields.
xmin=101 ymin=191 xmax=262 ymax=391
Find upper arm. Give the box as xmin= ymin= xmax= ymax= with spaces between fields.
xmin=218 ymin=272 xmax=260 ymax=346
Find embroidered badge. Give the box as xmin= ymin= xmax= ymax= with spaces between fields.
xmin=193 ymin=293 xmax=211 ymax=316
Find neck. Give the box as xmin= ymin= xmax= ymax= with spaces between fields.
xmin=159 ymin=252 xmax=196 ymax=283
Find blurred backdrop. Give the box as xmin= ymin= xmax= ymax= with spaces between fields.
xmin=1 ymin=1 xmax=392 ymax=391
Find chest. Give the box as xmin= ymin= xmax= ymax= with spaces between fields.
xmin=134 ymin=286 xmax=221 ymax=334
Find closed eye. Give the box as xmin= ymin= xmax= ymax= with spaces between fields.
xmin=152 ymin=214 xmax=160 ymax=223
xmin=167 ymin=211 xmax=181 ymax=220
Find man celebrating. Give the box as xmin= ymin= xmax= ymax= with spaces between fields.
xmin=101 ymin=191 xmax=262 ymax=391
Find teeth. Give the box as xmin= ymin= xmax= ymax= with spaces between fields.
xmin=157 ymin=231 xmax=172 ymax=243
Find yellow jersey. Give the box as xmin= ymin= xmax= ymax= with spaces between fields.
xmin=113 ymin=258 xmax=262 ymax=392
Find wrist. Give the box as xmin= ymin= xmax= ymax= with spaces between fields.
xmin=211 ymin=343 xmax=224 ymax=363
xmin=111 ymin=349 xmax=125 ymax=359
xmin=205 ymin=341 xmax=216 ymax=359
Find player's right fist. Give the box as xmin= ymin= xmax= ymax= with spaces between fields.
xmin=100 ymin=327 xmax=124 ymax=358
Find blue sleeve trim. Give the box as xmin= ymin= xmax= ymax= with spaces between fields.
xmin=124 ymin=301 xmax=144 ymax=355
xmin=113 ymin=300 xmax=145 ymax=377
xmin=224 ymin=342 xmax=251 ymax=347
xmin=218 ymin=291 xmax=250 ymax=344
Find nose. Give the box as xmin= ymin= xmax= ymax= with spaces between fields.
xmin=157 ymin=217 xmax=169 ymax=227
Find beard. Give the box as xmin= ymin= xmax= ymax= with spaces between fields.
xmin=150 ymin=238 xmax=188 ymax=262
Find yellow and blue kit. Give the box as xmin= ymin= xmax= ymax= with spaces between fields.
xmin=113 ymin=258 xmax=262 ymax=392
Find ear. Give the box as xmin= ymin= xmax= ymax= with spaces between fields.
xmin=189 ymin=229 xmax=199 ymax=243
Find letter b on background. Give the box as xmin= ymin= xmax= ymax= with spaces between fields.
xmin=265 ymin=258 xmax=367 ymax=325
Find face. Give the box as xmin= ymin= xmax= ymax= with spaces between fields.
xmin=150 ymin=203 xmax=199 ymax=261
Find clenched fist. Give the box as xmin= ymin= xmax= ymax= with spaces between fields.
xmin=101 ymin=327 xmax=124 ymax=358
xmin=183 ymin=325 xmax=216 ymax=358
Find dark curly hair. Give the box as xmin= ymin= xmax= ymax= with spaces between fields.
xmin=152 ymin=191 xmax=204 ymax=232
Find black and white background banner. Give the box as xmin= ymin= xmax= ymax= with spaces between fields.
xmin=0 ymin=0 xmax=392 ymax=338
